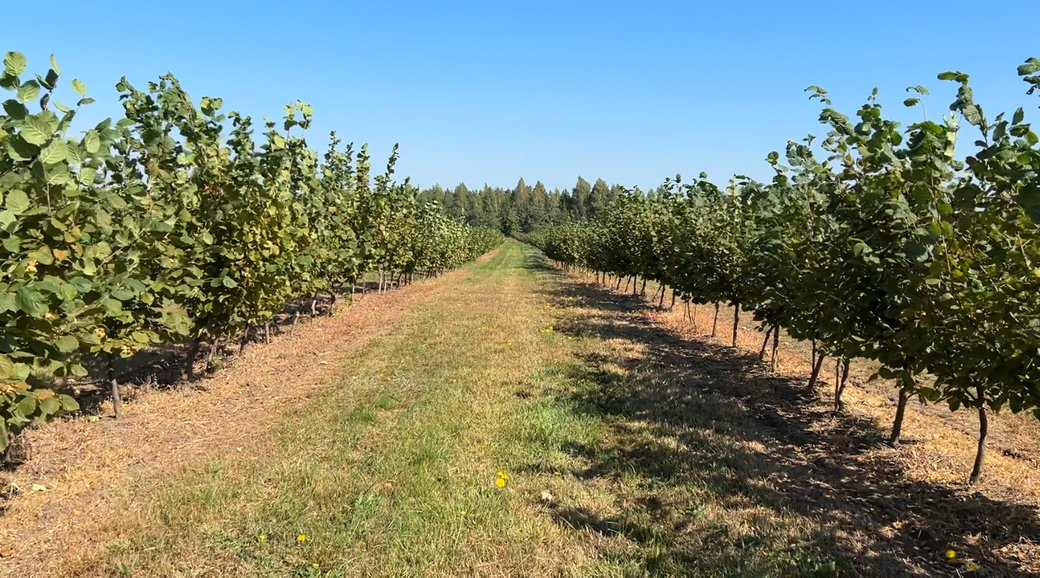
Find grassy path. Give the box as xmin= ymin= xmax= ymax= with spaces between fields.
xmin=23 ymin=240 xmax=1036 ymax=577
xmin=77 ymin=240 xmax=593 ymax=576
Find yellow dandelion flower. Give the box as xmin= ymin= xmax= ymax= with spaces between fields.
xmin=312 ymin=563 xmax=320 ymax=569
xmin=497 ymin=470 xmax=509 ymax=480
xmin=495 ymin=477 xmax=507 ymax=488
xmin=945 ymin=549 xmax=956 ymax=560
xmin=297 ymin=533 xmax=308 ymax=543
xmin=257 ymin=533 xmax=267 ymax=543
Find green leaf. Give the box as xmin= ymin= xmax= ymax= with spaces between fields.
xmin=5 ymin=189 xmax=30 ymax=214
xmin=1018 ymin=57 xmax=1040 ymax=76
xmin=58 ymin=395 xmax=79 ymax=411
xmin=48 ymin=54 xmax=61 ymax=75
xmin=39 ymin=140 xmax=68 ymax=165
xmin=39 ymin=69 xmax=59 ymax=90
xmin=3 ymin=99 xmax=27 ymax=119
xmin=4 ymin=52 xmax=27 ymax=77
xmin=38 ymin=396 xmax=60 ymax=416
xmin=14 ymin=395 xmax=36 ymax=418
xmin=101 ymin=298 xmax=122 ymax=314
xmin=55 ymin=335 xmax=78 ymax=353
xmin=0 ymin=292 xmax=16 ymax=313
xmin=71 ymin=78 xmax=86 ymax=96
xmin=78 ymin=166 xmax=97 ymax=186
xmin=83 ymin=131 xmax=100 ymax=154
xmin=15 ymin=287 xmax=47 ymax=317
xmin=2 ymin=235 xmax=20 ymax=253
xmin=41 ymin=163 xmax=72 ymax=186
xmin=5 ymin=135 xmax=37 ymax=161
xmin=0 ymin=354 xmax=15 ymax=380
xmin=19 ymin=116 xmax=53 ymax=145
xmin=221 ymin=276 xmax=238 ymax=288
xmin=16 ymin=80 xmax=40 ymax=104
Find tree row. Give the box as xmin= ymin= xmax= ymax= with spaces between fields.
xmin=0 ymin=53 xmax=501 ymax=452
xmin=522 ymin=59 xmax=1040 ymax=483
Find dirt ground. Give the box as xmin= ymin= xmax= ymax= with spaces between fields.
xmin=0 ymin=266 xmax=468 ymax=575
xmin=565 ymin=271 xmax=1040 ymax=575
xmin=1 ymin=255 xmax=1037 ymax=577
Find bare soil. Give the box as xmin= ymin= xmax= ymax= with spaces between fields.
xmin=561 ymin=271 xmax=1040 ymax=575
xmin=0 ymin=266 xmax=469 ymax=575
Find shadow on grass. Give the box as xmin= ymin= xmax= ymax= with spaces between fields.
xmin=535 ymin=272 xmax=1040 ymax=577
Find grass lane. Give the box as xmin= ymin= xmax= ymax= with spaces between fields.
xmin=83 ymin=240 xmax=845 ymax=577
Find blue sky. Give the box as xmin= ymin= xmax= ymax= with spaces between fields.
xmin=6 ymin=1 xmax=1039 ymax=191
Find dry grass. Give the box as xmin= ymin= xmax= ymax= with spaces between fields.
xmin=1 ymin=245 xmax=1037 ymax=577
xmin=0 ymin=260 xmax=469 ymax=575
xmin=554 ymin=270 xmax=1040 ymax=575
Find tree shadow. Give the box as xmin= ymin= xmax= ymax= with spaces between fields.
xmin=536 ymin=277 xmax=1040 ymax=577
xmin=57 ymin=288 xmax=359 ymax=419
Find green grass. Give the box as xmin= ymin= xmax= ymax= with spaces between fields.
xmin=86 ymin=240 xmax=846 ymax=577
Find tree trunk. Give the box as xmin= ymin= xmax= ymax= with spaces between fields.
xmin=310 ymin=294 xmax=318 ymax=316
xmin=264 ymin=322 xmax=271 ymax=344
xmin=632 ymin=276 xmax=639 ymax=296
xmin=658 ymin=285 xmax=666 ymax=308
xmin=807 ymin=353 xmax=825 ymax=391
xmin=811 ymin=338 xmax=817 ymax=369
xmin=711 ymin=302 xmax=720 ymax=337
xmin=969 ymin=387 xmax=988 ymax=484
xmin=770 ymin=326 xmax=780 ymax=373
xmin=204 ymin=339 xmax=219 ymax=372
xmin=669 ymin=289 xmax=676 ymax=310
xmin=181 ymin=340 xmax=202 ymax=382
xmin=758 ymin=326 xmax=773 ymax=361
xmin=239 ymin=326 xmax=250 ymax=355
xmin=889 ymin=388 xmax=909 ymax=446
xmin=328 ymin=292 xmax=337 ymax=316
xmin=107 ymin=356 xmax=122 ymax=420
xmin=640 ymin=277 xmax=647 ymax=297
xmin=731 ymin=303 xmax=740 ymax=347
xmin=290 ymin=310 xmax=300 ymax=335
xmin=834 ymin=358 xmax=850 ymax=412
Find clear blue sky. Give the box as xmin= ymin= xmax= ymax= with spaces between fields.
xmin=6 ymin=1 xmax=1039 ymax=191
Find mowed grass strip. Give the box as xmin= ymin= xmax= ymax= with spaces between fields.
xmin=84 ymin=241 xmax=583 ymax=577
xmin=77 ymin=241 xmax=845 ymax=577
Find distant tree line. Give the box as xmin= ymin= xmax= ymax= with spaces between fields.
xmin=418 ymin=176 xmax=628 ymax=234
